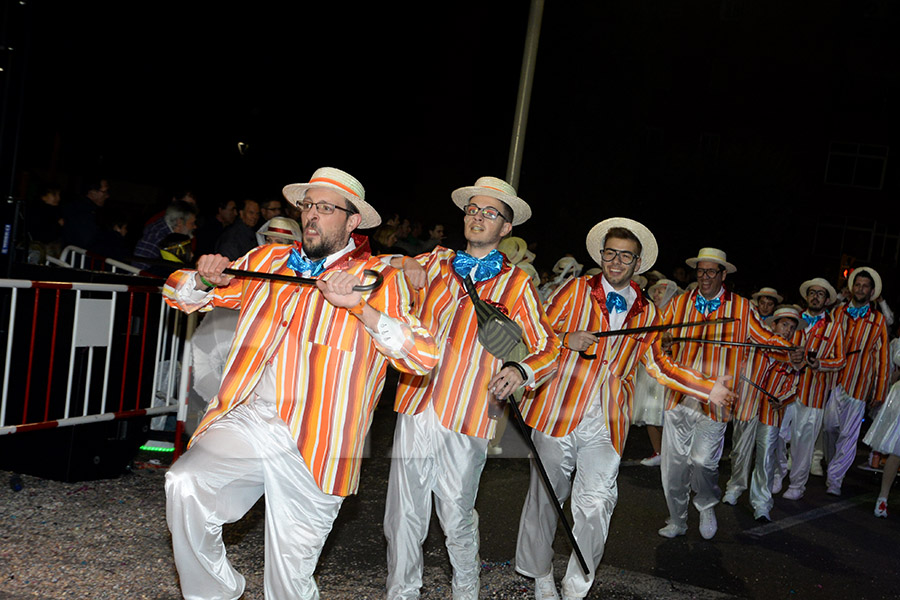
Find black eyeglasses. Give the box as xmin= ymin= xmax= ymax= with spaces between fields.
xmin=806 ymin=289 xmax=828 ymax=298
xmin=463 ymin=203 xmax=508 ymax=221
xmin=299 ymin=200 xmax=354 ymax=215
xmin=696 ymin=267 xmax=724 ymax=279
xmin=600 ymin=248 xmax=638 ymax=265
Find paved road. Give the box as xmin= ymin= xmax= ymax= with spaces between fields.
xmin=323 ymin=400 xmax=898 ymax=599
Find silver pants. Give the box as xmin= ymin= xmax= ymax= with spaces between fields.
xmin=783 ymin=402 xmax=824 ymax=494
xmin=384 ymin=404 xmax=489 ymax=600
xmin=515 ymin=402 xmax=619 ymax=599
xmin=823 ymin=386 xmax=865 ymax=488
xmin=165 ymin=397 xmax=344 ymax=600
xmin=749 ymin=423 xmax=780 ymax=516
xmin=660 ymin=402 xmax=727 ymax=527
xmin=725 ymin=419 xmax=758 ymax=498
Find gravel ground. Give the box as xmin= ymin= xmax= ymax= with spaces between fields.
xmin=0 ymin=454 xmax=736 ymax=600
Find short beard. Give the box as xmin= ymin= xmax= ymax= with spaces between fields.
xmin=303 ymin=226 xmax=348 ymax=260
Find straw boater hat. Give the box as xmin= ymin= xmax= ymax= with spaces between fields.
xmin=799 ymin=277 xmax=838 ymax=304
xmin=585 ymin=217 xmax=658 ymax=275
xmin=584 ymin=267 xmax=602 ymax=278
xmin=752 ymin=287 xmax=783 ymax=303
xmin=451 ymin=176 xmax=532 ymax=226
xmin=498 ymin=236 xmax=529 ymax=264
xmin=632 ymin=274 xmax=648 ymax=289
xmin=256 ymin=216 xmax=302 ymax=245
xmin=648 ymin=278 xmax=681 ymax=306
xmin=685 ymin=247 xmax=736 ymax=273
xmin=765 ymin=305 xmax=802 ymax=329
xmin=848 ymin=266 xmax=883 ymax=300
xmin=282 ymin=167 xmax=381 ymax=229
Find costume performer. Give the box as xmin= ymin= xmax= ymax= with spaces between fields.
xmin=775 ymin=278 xmax=845 ymax=500
xmin=744 ymin=306 xmax=802 ymax=521
xmin=824 ymin=267 xmax=889 ymax=495
xmin=383 ymin=177 xmax=559 ymax=600
xmin=163 ymin=167 xmax=438 ymax=600
xmin=862 ymin=336 xmax=900 ymax=517
xmin=515 ymin=221 xmax=733 ymax=600
xmin=657 ymin=248 xmax=790 ymax=539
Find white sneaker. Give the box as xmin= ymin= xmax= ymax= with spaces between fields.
xmin=641 ymin=453 xmax=661 ymax=467
xmin=699 ymin=507 xmax=718 ymax=539
xmin=826 ymin=482 xmax=841 ymax=496
xmin=754 ymin=511 xmax=771 ymax=523
xmin=722 ymin=491 xmax=739 ymax=505
xmin=657 ymin=523 xmax=687 ymax=538
xmin=809 ymin=461 xmax=824 ymax=476
xmin=487 ymin=445 xmax=503 ymax=456
xmin=782 ymin=487 xmax=804 ymax=501
xmin=874 ymin=497 xmax=888 ymax=518
xmin=535 ymin=573 xmax=560 ymax=600
xmin=771 ymin=475 xmax=783 ymax=495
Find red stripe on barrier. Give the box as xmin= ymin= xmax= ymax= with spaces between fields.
xmin=45 ymin=289 xmax=62 ymax=421
xmin=173 ymin=418 xmax=185 ymax=461
xmin=30 ymin=282 xmax=75 ymax=291
xmin=15 ymin=420 xmax=60 ymax=433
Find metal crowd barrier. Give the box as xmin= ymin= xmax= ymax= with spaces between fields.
xmin=0 ymin=277 xmax=196 ymax=460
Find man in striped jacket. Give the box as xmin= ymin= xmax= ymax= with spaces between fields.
xmin=163 ymin=167 xmax=439 ymax=600
xmin=658 ymin=248 xmax=792 ymax=540
xmin=777 ymin=277 xmax=845 ymax=501
xmin=823 ymin=267 xmax=889 ymax=496
xmin=384 ymin=177 xmax=559 ymax=600
xmin=514 ymin=219 xmax=734 ymax=600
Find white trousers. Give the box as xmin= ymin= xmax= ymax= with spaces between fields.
xmin=749 ymin=423 xmax=780 ymax=516
xmin=515 ymin=402 xmax=619 ymax=599
xmin=165 ymin=397 xmax=344 ymax=600
xmin=823 ymin=386 xmax=866 ymax=488
xmin=660 ymin=403 xmax=727 ymax=527
xmin=384 ymin=404 xmax=489 ymax=600
xmin=782 ymin=402 xmax=824 ymax=494
xmin=725 ymin=419 xmax=758 ymax=499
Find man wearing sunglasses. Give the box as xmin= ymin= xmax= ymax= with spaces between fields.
xmin=384 ymin=176 xmax=559 ymax=600
xmin=774 ymin=278 xmax=845 ymax=501
xmin=514 ymin=220 xmax=734 ymax=600
xmin=161 ymin=167 xmax=438 ymax=600
xmin=657 ymin=248 xmax=793 ymax=540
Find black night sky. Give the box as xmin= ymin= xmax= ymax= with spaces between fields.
xmin=6 ymin=1 xmax=898 ymax=307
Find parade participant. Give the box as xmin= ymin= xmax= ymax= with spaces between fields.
xmin=162 ymin=167 xmax=438 ymax=600
xmin=657 ymin=248 xmax=791 ymax=539
xmin=634 ymin=278 xmax=682 ymax=466
xmin=745 ymin=306 xmax=802 ymax=521
xmin=823 ymin=267 xmax=889 ymax=496
xmin=751 ymin=287 xmax=782 ymax=320
xmin=515 ymin=221 xmax=734 ymax=600
xmin=383 ymin=176 xmax=559 ymax=600
xmin=776 ymin=278 xmax=845 ymax=500
xmin=862 ymin=334 xmax=900 ymax=517
xmin=255 ymin=215 xmax=302 ymax=245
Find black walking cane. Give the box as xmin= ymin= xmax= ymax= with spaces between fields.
xmin=462 ymin=276 xmax=590 ymax=576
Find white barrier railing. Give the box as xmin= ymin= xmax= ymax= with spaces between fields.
xmin=0 ymin=277 xmax=195 ymax=456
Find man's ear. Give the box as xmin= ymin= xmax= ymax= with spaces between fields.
xmin=346 ymin=213 xmax=362 ymax=234
xmin=500 ymin=222 xmax=513 ymax=238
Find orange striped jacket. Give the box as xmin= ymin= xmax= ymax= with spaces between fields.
xmin=663 ymin=288 xmax=791 ymax=422
xmin=756 ymin=358 xmax=800 ymax=427
xmin=393 ymin=247 xmax=559 ymax=439
xmin=834 ymin=304 xmax=889 ymax=403
xmin=519 ymin=276 xmax=715 ymax=455
xmin=795 ymin=311 xmax=845 ymax=409
xmin=163 ymin=239 xmax=439 ymax=496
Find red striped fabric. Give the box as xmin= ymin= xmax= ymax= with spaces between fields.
xmin=393 ymin=247 xmax=559 ymax=440
xmin=795 ymin=312 xmax=845 ymax=409
xmin=757 ymin=360 xmax=800 ymax=426
xmin=834 ymin=305 xmax=889 ymax=403
xmin=163 ymin=240 xmax=438 ymax=496
xmin=519 ymin=275 xmax=715 ymax=455
xmin=663 ymin=288 xmax=792 ymax=422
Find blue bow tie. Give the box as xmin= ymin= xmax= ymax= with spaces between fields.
xmin=606 ymin=291 xmax=628 ymax=314
xmin=287 ymin=247 xmax=325 ymax=276
xmin=847 ymin=304 xmax=869 ymax=319
xmin=453 ymin=249 xmax=503 ymax=283
xmin=695 ymin=295 xmax=721 ymax=315
xmin=802 ymin=312 xmax=825 ymax=329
